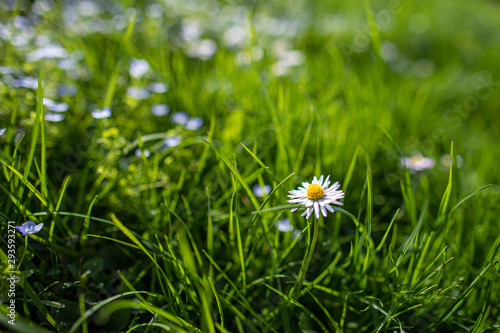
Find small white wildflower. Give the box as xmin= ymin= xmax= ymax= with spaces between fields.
xmin=91 ymin=107 xmax=111 ymax=119
xmin=287 ymin=175 xmax=344 ymax=220
xmin=184 ymin=117 xmax=203 ymax=130
xmin=43 ymin=98 xmax=69 ymax=112
xmin=135 ymin=148 xmax=150 ymax=158
xmin=129 ymin=58 xmax=150 ymax=79
xmin=252 ymin=184 xmax=272 ymax=197
xmin=401 ymin=154 xmax=435 ymax=173
xmin=26 ymin=44 xmax=68 ymax=62
xmin=164 ymin=135 xmax=181 ymax=147
xmin=275 ymin=218 xmax=294 ymax=232
xmin=186 ymin=39 xmax=217 ymax=60
xmin=180 ymin=20 xmax=202 ymax=41
xmin=223 ymin=25 xmax=246 ymax=48
xmin=171 ymin=111 xmax=189 ymax=125
xmin=0 ymin=128 xmax=7 ymax=136
xmin=12 ymin=76 xmax=38 ymax=89
xmin=149 ymin=82 xmax=169 ymax=93
xmin=440 ymin=154 xmax=464 ymax=169
xmin=147 ymin=4 xmax=164 ymax=18
xmin=77 ymin=1 xmax=101 ymax=17
xmin=292 ymin=229 xmax=303 ymax=240
xmin=44 ymin=113 xmax=65 ymax=122
xmin=151 ymin=104 xmax=170 ymax=117
xmin=126 ymin=86 xmax=151 ymax=100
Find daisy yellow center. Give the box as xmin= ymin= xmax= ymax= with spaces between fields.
xmin=306 ymin=184 xmax=325 ymax=200
xmin=411 ymin=156 xmax=423 ymax=164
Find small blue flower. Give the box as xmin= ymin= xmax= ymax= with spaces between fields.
xmin=15 ymin=221 xmax=44 ymax=235
xmin=184 ymin=117 xmax=203 ymax=131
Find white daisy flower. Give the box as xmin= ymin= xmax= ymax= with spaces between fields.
xmin=287 ymin=175 xmax=344 ymax=220
xmin=401 ymin=154 xmax=435 ymax=173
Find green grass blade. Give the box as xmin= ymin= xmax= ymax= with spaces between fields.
xmin=263 ymin=283 xmax=329 ymax=333
xmin=429 ymin=262 xmax=493 ymax=331
xmin=376 ymin=209 xmax=399 ymax=252
xmin=80 ymin=195 xmax=97 ymax=247
xmin=208 ymin=277 xmax=224 ymax=330
xmin=437 ymin=142 xmax=454 ymax=221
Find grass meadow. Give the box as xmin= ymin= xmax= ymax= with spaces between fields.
xmin=1 ymin=0 xmax=500 ymax=332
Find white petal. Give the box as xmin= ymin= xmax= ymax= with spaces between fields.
xmin=323 ymin=175 xmax=330 ymax=188
xmin=290 ymin=208 xmax=298 ymax=212
xmin=304 ymin=200 xmax=314 ymax=207
xmin=320 ymin=205 xmax=327 ymax=217
xmin=325 ymin=204 xmax=335 ymax=213
xmin=330 ymin=182 xmax=340 ymax=190
xmin=318 ymin=175 xmax=324 ymax=185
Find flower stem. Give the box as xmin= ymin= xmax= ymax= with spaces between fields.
xmin=289 ymin=218 xmax=319 ymax=298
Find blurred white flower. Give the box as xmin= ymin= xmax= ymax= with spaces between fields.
xmin=292 ymin=229 xmax=303 ymax=240
xmin=43 ymin=98 xmax=69 ymax=113
xmin=112 ymin=14 xmax=127 ymax=30
xmin=270 ymin=62 xmax=289 ymax=77
xmin=164 ymin=135 xmax=181 ymax=147
xmin=77 ymin=1 xmax=101 ymax=17
xmin=171 ymin=111 xmax=189 ymax=125
xmin=275 ymin=218 xmax=294 ymax=232
xmin=235 ymin=46 xmax=264 ymax=66
xmin=135 ymin=148 xmax=151 ymax=158
xmin=0 ymin=128 xmax=6 ymax=136
xmin=223 ymin=25 xmax=246 ymax=48
xmin=180 ymin=20 xmax=202 ymax=41
xmin=440 ymin=154 xmax=464 ymax=168
xmin=186 ymin=39 xmax=217 ymax=60
xmin=184 ymin=117 xmax=203 ymax=130
xmin=0 ymin=66 xmax=14 ymax=75
xmin=57 ymin=85 xmax=77 ymax=96
xmin=57 ymin=58 xmax=76 ymax=70
xmin=252 ymin=184 xmax=272 ymax=197
xmin=150 ymin=82 xmax=169 ymax=93
xmin=44 ymin=113 xmax=65 ymax=122
xmin=12 ymin=76 xmax=38 ymax=89
xmin=151 ymin=104 xmax=170 ymax=117
xmin=288 ymin=175 xmax=344 ymax=220
xmin=280 ymin=50 xmax=305 ymax=67
xmin=269 ymin=40 xmax=305 ymax=76
xmin=147 ymin=3 xmax=164 ymax=18
xmin=126 ymin=87 xmax=151 ymax=100
xmin=129 ymin=58 xmax=150 ymax=79
xmin=27 ymin=45 xmax=68 ymax=62
xmin=91 ymin=107 xmax=112 ymax=119
xmin=401 ymin=154 xmax=435 ymax=173
xmin=381 ymin=40 xmax=399 ymax=62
